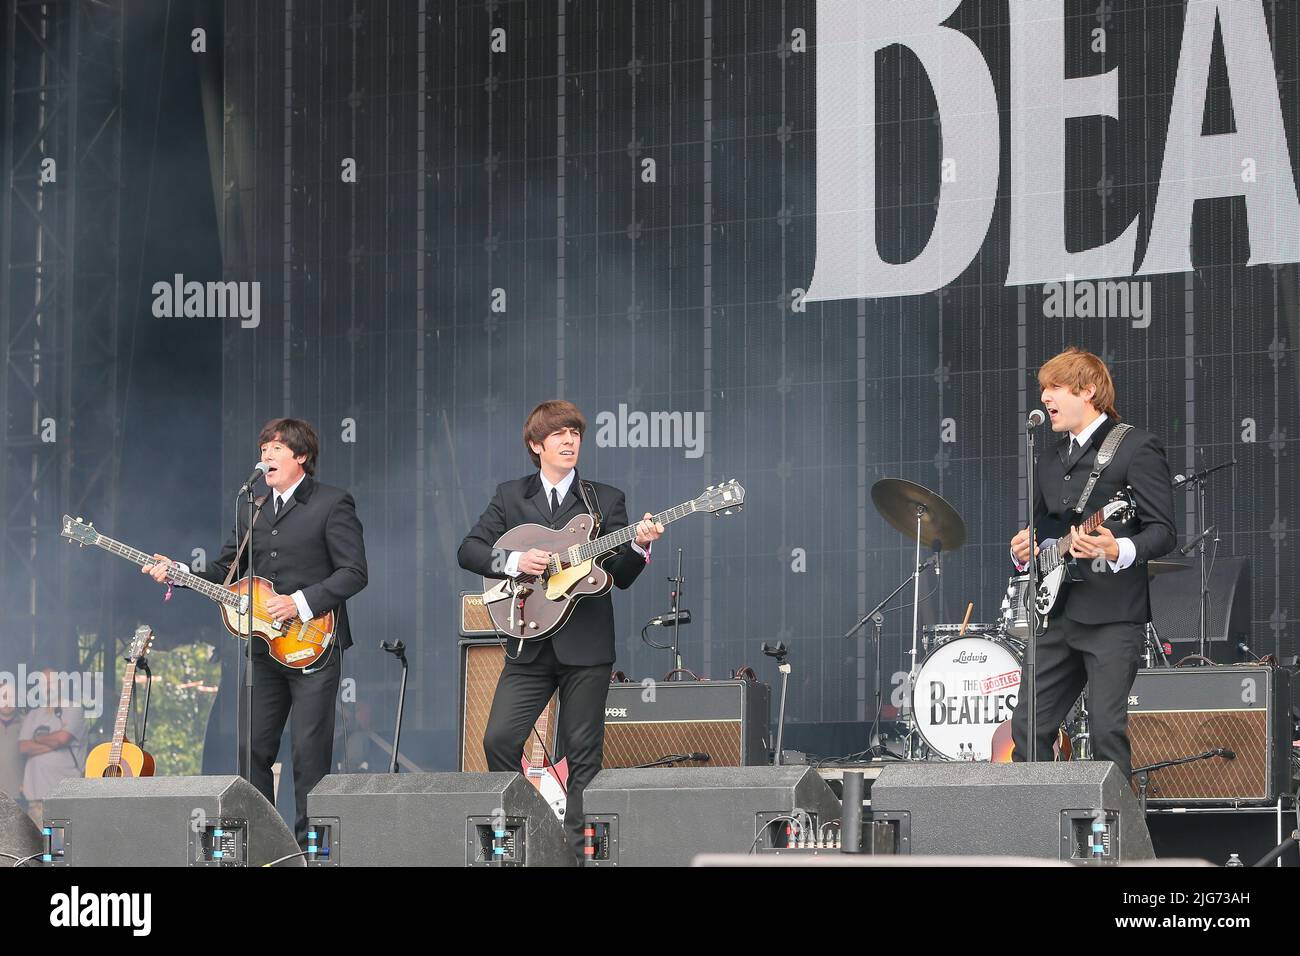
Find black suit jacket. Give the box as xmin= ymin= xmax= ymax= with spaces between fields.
xmin=196 ymin=476 xmax=369 ymax=652
xmin=458 ymin=472 xmax=648 ymax=666
xmin=1030 ymin=417 xmax=1177 ymax=625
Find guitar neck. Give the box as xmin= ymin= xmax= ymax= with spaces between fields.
xmin=91 ymin=534 xmax=240 ymax=610
xmin=107 ymin=660 xmax=139 ymax=764
xmin=577 ymin=499 xmax=698 ymax=563
xmin=1038 ymin=505 xmax=1109 ymax=574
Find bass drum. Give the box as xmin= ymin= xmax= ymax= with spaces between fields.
xmin=911 ymin=636 xmax=1022 ymax=761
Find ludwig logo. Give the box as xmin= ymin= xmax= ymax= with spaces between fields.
xmin=954 ymin=650 xmax=987 ymax=664
xmin=604 ymin=707 xmax=628 ymax=719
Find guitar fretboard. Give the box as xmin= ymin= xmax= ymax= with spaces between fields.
xmin=91 ymin=534 xmax=240 ymax=610
xmin=108 ymin=659 xmax=140 ymax=767
xmin=573 ymin=500 xmax=697 ymax=563
xmin=1037 ymin=505 xmax=1110 ymax=574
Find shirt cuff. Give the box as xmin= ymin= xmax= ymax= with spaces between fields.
xmin=1011 ymin=537 xmax=1055 ymax=573
xmin=631 ymin=541 xmax=650 ymax=562
xmin=1108 ymin=537 xmax=1136 ymax=572
xmin=504 ymin=550 xmax=522 ymax=577
xmin=290 ymin=590 xmax=314 ymax=622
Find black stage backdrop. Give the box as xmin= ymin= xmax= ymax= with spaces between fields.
xmin=155 ymin=0 xmax=1300 ymax=766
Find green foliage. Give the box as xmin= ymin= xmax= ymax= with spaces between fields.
xmin=130 ymin=644 xmax=220 ymax=777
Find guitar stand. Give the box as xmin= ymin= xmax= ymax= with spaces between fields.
xmin=134 ymin=653 xmax=154 ymax=749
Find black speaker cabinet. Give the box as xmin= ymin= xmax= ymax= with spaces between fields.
xmin=1149 ymin=556 xmax=1252 ymax=662
xmin=580 ymin=766 xmax=841 ymax=867
xmin=868 ymin=762 xmax=1154 ymax=865
xmin=306 ymin=772 xmax=574 ymax=867
xmin=42 ymin=775 xmax=301 ymax=867
xmin=1 ymin=789 xmax=42 ymax=864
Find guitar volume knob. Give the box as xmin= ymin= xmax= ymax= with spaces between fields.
xmin=528 ymin=621 xmax=537 ymax=629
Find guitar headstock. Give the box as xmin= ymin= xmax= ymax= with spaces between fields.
xmin=696 ymin=479 xmax=745 ymax=516
xmin=61 ymin=514 xmax=100 ymax=548
xmin=126 ymin=624 xmax=155 ymax=662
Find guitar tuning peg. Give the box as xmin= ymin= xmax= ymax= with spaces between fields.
xmin=77 ymin=516 xmax=83 ymax=522
xmin=706 ymin=485 xmax=714 ymax=491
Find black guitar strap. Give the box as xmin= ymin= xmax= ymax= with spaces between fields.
xmin=222 ymin=495 xmax=268 ymax=586
xmin=578 ymin=479 xmax=603 ymax=537
xmin=1072 ymin=423 xmax=1133 ymax=516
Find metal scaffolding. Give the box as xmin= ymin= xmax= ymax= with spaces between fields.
xmin=1 ymin=0 xmax=125 ymax=678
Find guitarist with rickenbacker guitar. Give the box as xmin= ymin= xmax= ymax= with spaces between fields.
xmin=458 ymin=400 xmax=725 ymax=862
xmin=1008 ymin=349 xmax=1176 ymax=783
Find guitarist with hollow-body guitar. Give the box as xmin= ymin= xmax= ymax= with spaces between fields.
xmin=458 ymin=400 xmax=664 ymax=862
xmin=1009 ymin=349 xmax=1176 ymax=783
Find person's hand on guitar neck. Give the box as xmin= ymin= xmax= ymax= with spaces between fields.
xmin=634 ymin=513 xmax=665 ymax=550
xmin=142 ymin=553 xmax=179 ymax=583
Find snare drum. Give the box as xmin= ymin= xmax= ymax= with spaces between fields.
xmin=911 ymin=635 xmax=1022 ymax=761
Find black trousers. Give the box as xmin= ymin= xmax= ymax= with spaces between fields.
xmin=239 ymin=646 xmax=341 ymax=845
xmin=1010 ymin=615 xmax=1143 ymax=781
xmin=482 ymin=640 xmax=610 ymax=861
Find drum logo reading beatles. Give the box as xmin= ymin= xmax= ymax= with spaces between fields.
xmin=915 ymin=637 xmax=1020 ymax=760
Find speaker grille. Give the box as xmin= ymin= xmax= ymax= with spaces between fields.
xmin=602 ymin=720 xmax=743 ymax=768
xmin=460 ymin=642 xmax=557 ymax=772
xmin=1130 ymin=710 xmax=1268 ymax=800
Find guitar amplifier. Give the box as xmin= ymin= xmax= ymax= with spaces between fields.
xmin=460 ymin=591 xmax=496 ymax=636
xmin=459 ymin=640 xmax=557 ymax=772
xmin=600 ymin=679 xmax=771 ymax=768
xmin=1128 ymin=666 xmax=1295 ymax=805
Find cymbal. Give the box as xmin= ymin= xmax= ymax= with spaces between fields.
xmin=1147 ymin=559 xmax=1192 ymax=577
xmin=870 ymin=478 xmax=967 ymax=551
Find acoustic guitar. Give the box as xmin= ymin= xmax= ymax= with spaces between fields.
xmin=84 ymin=625 xmax=156 ymax=779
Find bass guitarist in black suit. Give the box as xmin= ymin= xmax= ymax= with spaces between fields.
xmin=143 ymin=418 xmax=368 ymax=845
xmin=1009 ymin=349 xmax=1176 ymax=782
xmin=458 ymin=400 xmax=662 ymax=860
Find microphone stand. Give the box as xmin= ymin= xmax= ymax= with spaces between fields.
xmin=1173 ymin=458 xmax=1235 ymax=662
xmin=238 ymin=482 xmax=256 ymax=787
xmin=1132 ymin=749 xmax=1235 ymax=815
xmin=1024 ymin=419 xmax=1041 ymax=763
xmin=762 ymin=642 xmax=790 ymax=765
xmin=844 ymin=564 xmax=935 ymax=759
xmin=668 ymin=549 xmax=685 ymax=680
xmin=380 ymin=640 xmax=408 ymax=774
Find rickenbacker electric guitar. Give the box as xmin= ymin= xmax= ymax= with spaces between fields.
xmin=61 ymin=515 xmax=336 ymax=670
xmin=1001 ymin=488 xmax=1137 ymax=638
xmin=84 ymin=625 xmax=156 ymax=779
xmin=481 ymin=480 xmax=745 ymax=641
xmin=521 ymin=699 xmax=567 ymax=820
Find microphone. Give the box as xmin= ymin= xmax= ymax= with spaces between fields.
xmin=1178 ymin=526 xmax=1215 ymax=556
xmin=1026 ymin=409 xmax=1046 ymax=428
xmin=647 ymin=610 xmax=692 ymax=627
xmin=1214 ymin=748 xmax=1236 ymax=760
xmin=931 ymin=539 xmax=942 ymax=577
xmin=687 ymin=752 xmax=710 ymax=762
xmin=239 ymin=461 xmax=270 ymax=493
xmin=1237 ymin=641 xmax=1261 ymax=662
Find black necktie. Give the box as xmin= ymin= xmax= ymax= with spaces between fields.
xmin=274 ymin=495 xmax=282 ymax=515
xmin=550 ymin=487 xmax=560 ymax=518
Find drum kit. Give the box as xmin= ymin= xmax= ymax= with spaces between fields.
xmin=852 ymin=478 xmax=1190 ymax=764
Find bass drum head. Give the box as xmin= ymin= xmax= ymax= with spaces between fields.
xmin=912 ymin=636 xmax=1021 ymax=761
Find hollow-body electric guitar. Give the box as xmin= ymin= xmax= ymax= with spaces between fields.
xmin=481 ymin=480 xmax=745 ymax=640
xmin=61 ymin=515 xmax=336 ymax=669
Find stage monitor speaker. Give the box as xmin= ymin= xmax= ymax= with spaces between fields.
xmin=581 ymin=766 xmax=840 ymax=867
xmin=601 ymin=678 xmax=771 ymax=768
xmin=459 ymin=641 xmax=557 ymax=772
xmin=868 ymin=762 xmax=1154 ymax=865
xmin=1149 ymin=556 xmax=1252 ymax=662
xmin=306 ymin=771 xmax=574 ymax=867
xmin=42 ymin=775 xmax=301 ymax=867
xmin=1129 ymin=665 xmax=1293 ymax=804
xmin=1 ymin=790 xmax=42 ymax=864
